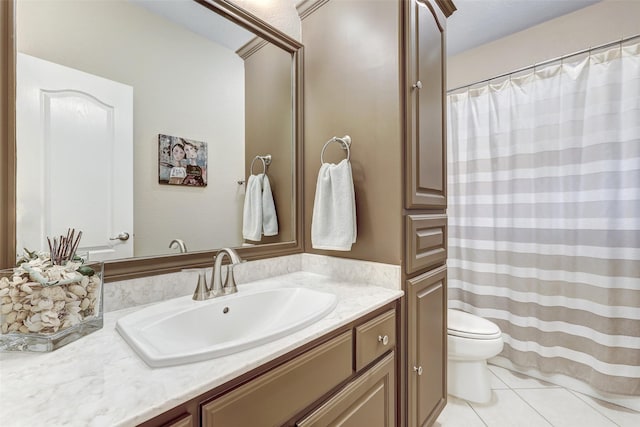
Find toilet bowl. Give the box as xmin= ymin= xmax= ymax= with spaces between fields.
xmin=447 ymin=309 xmax=503 ymax=403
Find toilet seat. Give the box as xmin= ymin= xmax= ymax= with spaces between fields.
xmin=448 ymin=309 xmax=501 ymax=340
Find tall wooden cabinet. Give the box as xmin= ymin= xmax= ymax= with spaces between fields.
xmin=298 ymin=0 xmax=454 ymax=425
xmin=404 ymin=1 xmax=451 ymax=426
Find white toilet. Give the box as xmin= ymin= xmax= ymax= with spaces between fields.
xmin=447 ymin=309 xmax=504 ymax=403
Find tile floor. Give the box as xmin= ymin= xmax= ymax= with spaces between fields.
xmin=435 ymin=365 xmax=640 ymax=427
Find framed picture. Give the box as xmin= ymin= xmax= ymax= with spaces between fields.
xmin=158 ymin=134 xmax=207 ymax=187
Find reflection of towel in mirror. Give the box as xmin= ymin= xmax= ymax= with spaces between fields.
xmin=311 ymin=159 xmax=357 ymax=251
xmin=242 ymin=174 xmax=278 ymax=241
xmin=242 ymin=174 xmax=263 ymax=241
xmin=262 ymin=175 xmax=278 ymax=236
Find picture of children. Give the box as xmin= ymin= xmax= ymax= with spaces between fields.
xmin=158 ymin=134 xmax=208 ymax=186
xmin=184 ymin=140 xmax=197 ymax=162
xmin=168 ymin=142 xmax=187 ymax=185
xmin=182 ymin=140 xmax=206 ymax=186
xmin=172 ymin=142 xmax=186 ymax=163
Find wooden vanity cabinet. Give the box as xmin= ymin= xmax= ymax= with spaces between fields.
xmin=139 ymin=303 xmax=398 ymax=427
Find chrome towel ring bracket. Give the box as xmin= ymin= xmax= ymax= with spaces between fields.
xmin=250 ymin=154 xmax=272 ymax=175
xmin=320 ymin=135 xmax=351 ymax=165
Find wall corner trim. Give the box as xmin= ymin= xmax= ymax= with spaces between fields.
xmin=296 ymin=0 xmax=331 ymax=20
xmin=236 ymin=36 xmax=270 ymax=59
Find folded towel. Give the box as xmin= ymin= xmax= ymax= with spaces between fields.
xmin=242 ymin=174 xmax=263 ymax=241
xmin=242 ymin=174 xmax=279 ymax=241
xmin=311 ymin=159 xmax=357 ymax=251
xmin=262 ymin=174 xmax=278 ymax=236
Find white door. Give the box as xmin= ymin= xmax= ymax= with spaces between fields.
xmin=16 ymin=53 xmax=134 ymax=261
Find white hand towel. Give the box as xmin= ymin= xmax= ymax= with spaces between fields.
xmin=242 ymin=174 xmax=263 ymax=241
xmin=261 ymin=174 xmax=278 ymax=236
xmin=311 ymin=159 xmax=357 ymax=251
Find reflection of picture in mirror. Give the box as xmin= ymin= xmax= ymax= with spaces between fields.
xmin=158 ymin=134 xmax=208 ymax=187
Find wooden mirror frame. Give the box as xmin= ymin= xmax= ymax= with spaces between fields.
xmin=0 ymin=0 xmax=304 ymax=281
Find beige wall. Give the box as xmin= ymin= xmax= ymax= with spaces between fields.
xmin=448 ymin=0 xmax=640 ymax=89
xmin=17 ymin=0 xmax=246 ymax=257
xmin=302 ymin=0 xmax=403 ymax=265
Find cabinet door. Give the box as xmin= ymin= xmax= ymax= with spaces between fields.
xmin=407 ymin=266 xmax=447 ymax=427
xmin=405 ymin=0 xmax=447 ymax=209
xmin=297 ymin=352 xmax=396 ymax=427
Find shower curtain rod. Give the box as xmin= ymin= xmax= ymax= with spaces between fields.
xmin=448 ymin=33 xmax=640 ymax=93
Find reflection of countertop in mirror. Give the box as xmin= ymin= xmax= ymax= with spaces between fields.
xmin=0 ymin=272 xmax=403 ymax=427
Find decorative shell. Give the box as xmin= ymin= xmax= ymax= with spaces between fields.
xmin=0 ymin=259 xmax=101 ymax=336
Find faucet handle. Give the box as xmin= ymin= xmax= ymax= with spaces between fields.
xmin=224 ymin=264 xmax=238 ymax=295
xmin=192 ymin=270 xmax=210 ymax=301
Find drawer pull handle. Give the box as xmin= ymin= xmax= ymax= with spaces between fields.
xmin=413 ymin=366 xmax=423 ymax=376
xmin=377 ymin=335 xmax=389 ymax=346
xmin=412 ymin=80 xmax=422 ymax=90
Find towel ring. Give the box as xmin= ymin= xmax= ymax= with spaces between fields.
xmin=250 ymin=154 xmax=272 ymax=175
xmin=320 ymin=135 xmax=351 ymax=165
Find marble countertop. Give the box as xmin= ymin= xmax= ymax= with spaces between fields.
xmin=0 ymin=271 xmax=403 ymax=427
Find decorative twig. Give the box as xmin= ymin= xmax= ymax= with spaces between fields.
xmin=70 ymin=231 xmax=83 ymax=260
xmin=48 ymin=228 xmax=83 ymax=265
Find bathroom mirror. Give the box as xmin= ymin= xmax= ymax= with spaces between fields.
xmin=0 ymin=0 xmax=304 ymax=280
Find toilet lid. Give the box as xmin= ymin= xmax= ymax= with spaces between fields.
xmin=447 ymin=309 xmax=502 ymax=340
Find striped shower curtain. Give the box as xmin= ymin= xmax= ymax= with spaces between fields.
xmin=447 ymin=41 xmax=640 ymax=395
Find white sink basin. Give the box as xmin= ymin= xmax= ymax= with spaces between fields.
xmin=115 ymin=287 xmax=337 ymax=367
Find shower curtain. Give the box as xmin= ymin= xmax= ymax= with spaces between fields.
xmin=447 ymin=41 xmax=640 ymax=395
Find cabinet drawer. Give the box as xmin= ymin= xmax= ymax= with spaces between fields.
xmin=201 ymin=331 xmax=353 ymax=427
xmin=405 ymin=214 xmax=447 ymax=275
xmin=162 ymin=414 xmax=192 ymax=427
xmin=297 ymin=352 xmax=396 ymax=427
xmin=355 ymin=310 xmax=396 ymax=371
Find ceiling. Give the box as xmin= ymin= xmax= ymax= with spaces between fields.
xmin=130 ymin=0 xmax=601 ymax=56
xmin=447 ymin=0 xmax=601 ymax=56
xmin=131 ymin=0 xmax=255 ymax=51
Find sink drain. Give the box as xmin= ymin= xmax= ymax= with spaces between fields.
xmin=223 ymin=307 xmax=229 ymax=314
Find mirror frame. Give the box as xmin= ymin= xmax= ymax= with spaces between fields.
xmin=0 ymin=0 xmax=304 ymax=281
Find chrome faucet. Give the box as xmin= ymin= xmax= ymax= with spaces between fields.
xmin=210 ymin=248 xmax=243 ymax=298
xmin=169 ymin=239 xmax=188 ymax=253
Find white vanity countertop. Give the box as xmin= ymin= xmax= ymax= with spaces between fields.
xmin=0 ymin=271 xmax=403 ymax=427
